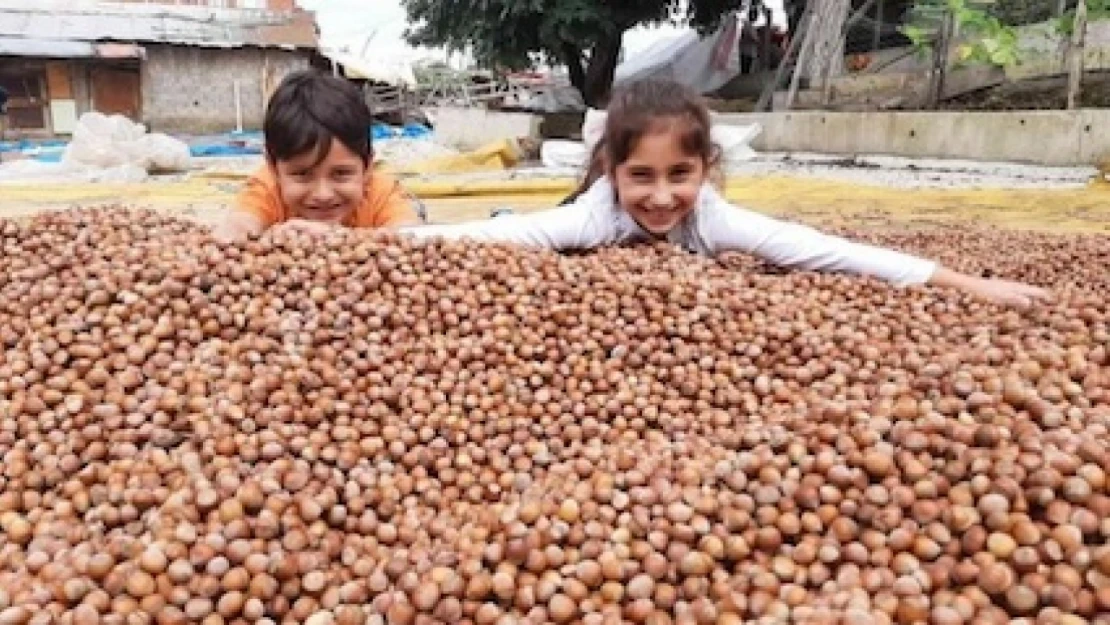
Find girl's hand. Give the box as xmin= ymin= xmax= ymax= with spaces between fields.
xmin=963 ymin=276 xmax=1053 ymax=308
xmin=929 ymin=267 xmax=1052 ymax=309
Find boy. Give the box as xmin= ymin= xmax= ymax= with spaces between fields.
xmin=215 ymin=70 xmax=423 ymax=241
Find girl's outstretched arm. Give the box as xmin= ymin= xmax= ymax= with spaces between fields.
xmin=700 ymin=192 xmax=1052 ymax=307
xmin=403 ymin=184 xmax=618 ymax=251
xmin=927 ymin=267 xmax=1052 ymax=308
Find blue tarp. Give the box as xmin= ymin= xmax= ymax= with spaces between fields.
xmin=3 ymin=124 xmax=433 ymax=162
xmin=34 ymin=149 xmax=64 ymax=163
xmin=189 ymin=144 xmax=262 ymax=157
xmin=0 ymin=139 xmax=68 ymax=154
xmin=371 ymin=123 xmax=432 ymax=141
xmin=185 ymin=130 xmax=263 ymax=158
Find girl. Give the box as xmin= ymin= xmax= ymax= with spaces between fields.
xmin=407 ymin=79 xmax=1050 ymax=308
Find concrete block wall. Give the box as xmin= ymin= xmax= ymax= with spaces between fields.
xmin=718 ymin=110 xmax=1110 ymax=166
xmin=141 ymin=44 xmax=309 ymax=133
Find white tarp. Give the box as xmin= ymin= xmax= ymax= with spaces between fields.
xmin=541 ymin=107 xmax=762 ymax=171
xmin=323 ymin=49 xmax=418 ymax=88
xmin=614 ymin=12 xmax=744 ymax=95
xmin=521 ymin=86 xmax=586 ymax=113
xmin=0 ymin=112 xmax=191 ymax=184
xmin=63 ymin=112 xmax=191 ymax=173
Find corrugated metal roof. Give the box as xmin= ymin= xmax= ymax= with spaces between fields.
xmin=0 ymin=38 xmax=145 ymax=59
xmin=0 ymin=38 xmax=98 ymax=58
xmin=322 ymin=49 xmax=418 ymax=88
xmin=0 ymin=1 xmax=317 ymax=50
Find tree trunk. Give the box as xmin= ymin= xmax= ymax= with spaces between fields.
xmin=581 ymin=33 xmax=625 ymax=108
xmin=561 ymin=42 xmax=586 ymax=98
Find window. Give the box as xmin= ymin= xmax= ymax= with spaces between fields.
xmin=0 ymin=66 xmax=48 ymax=131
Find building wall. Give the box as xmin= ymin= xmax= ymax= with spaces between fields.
xmin=0 ymin=57 xmax=145 ymax=136
xmin=717 ymin=109 xmax=1110 ymax=167
xmin=71 ymin=61 xmax=94 ymax=118
xmin=0 ymin=59 xmax=47 ymax=132
xmin=108 ymin=0 xmax=289 ymax=8
xmin=141 ymin=44 xmax=310 ymax=133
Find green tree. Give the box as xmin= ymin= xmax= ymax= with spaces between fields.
xmin=400 ymin=0 xmax=751 ymax=107
xmin=990 ymin=0 xmax=1060 ymax=26
xmin=903 ymin=0 xmax=1021 ymax=67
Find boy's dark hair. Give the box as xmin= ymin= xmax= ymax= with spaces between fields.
xmin=263 ymin=70 xmax=373 ymax=166
xmin=563 ymin=79 xmax=721 ymax=204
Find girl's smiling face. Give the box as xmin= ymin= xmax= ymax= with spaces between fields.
xmin=612 ymin=121 xmax=707 ymax=236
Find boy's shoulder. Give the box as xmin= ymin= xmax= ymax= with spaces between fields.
xmin=362 ymin=169 xmax=404 ymax=204
xmin=246 ymin=164 xmax=279 ymax=190
xmin=365 ymin=168 xmax=400 ymax=189
xmin=357 ymin=169 xmax=423 ymax=227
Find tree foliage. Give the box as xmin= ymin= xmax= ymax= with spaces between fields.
xmin=903 ymin=0 xmax=1021 ymax=67
xmin=990 ymin=0 xmax=1061 ymax=26
xmin=1056 ymin=0 xmax=1110 ymax=35
xmin=400 ymin=0 xmax=750 ymax=106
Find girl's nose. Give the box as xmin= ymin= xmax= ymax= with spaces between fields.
xmin=650 ymin=185 xmax=675 ymax=208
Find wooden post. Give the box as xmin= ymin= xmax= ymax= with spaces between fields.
xmin=874 ymin=0 xmax=884 ymax=52
xmin=756 ymin=7 xmax=811 ymax=111
xmin=846 ymin=0 xmax=879 ymax=33
xmin=1067 ymin=0 xmax=1088 ymax=110
xmin=927 ymin=10 xmax=954 ymax=109
xmin=823 ymin=0 xmax=879 ymax=105
xmin=758 ymin=7 xmax=773 ymax=74
xmin=786 ymin=14 xmax=815 ymax=110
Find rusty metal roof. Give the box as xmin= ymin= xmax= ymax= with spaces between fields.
xmin=0 ymin=1 xmax=318 ymax=50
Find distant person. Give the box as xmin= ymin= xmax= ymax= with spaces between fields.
xmin=0 ymin=85 xmax=9 ymax=152
xmin=406 ymin=78 xmax=1051 ymax=308
xmin=214 ymin=70 xmax=423 ymax=242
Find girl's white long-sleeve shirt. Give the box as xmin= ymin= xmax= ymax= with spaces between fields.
xmin=406 ymin=177 xmax=937 ymax=286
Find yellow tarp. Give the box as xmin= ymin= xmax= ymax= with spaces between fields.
xmin=1 ymin=175 xmax=1108 ymax=234
xmin=381 ymin=139 xmax=525 ymax=176
xmin=186 ymin=139 xmax=529 ymax=183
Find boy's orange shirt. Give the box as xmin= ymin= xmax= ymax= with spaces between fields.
xmin=236 ymin=165 xmax=420 ymax=228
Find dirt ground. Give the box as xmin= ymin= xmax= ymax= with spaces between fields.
xmin=943 ymin=71 xmax=1110 ymax=111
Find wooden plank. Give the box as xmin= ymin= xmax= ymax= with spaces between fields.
xmin=757 ymin=7 xmax=810 ymax=111
xmin=785 ymin=9 xmax=816 ymax=110
xmin=45 ymin=62 xmax=73 ymax=99
xmin=926 ymin=10 xmax=954 ymax=109
xmin=1067 ymin=0 xmax=1088 ymax=110
xmin=91 ymin=66 xmax=141 ymax=120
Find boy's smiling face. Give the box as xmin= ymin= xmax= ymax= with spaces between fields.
xmin=272 ymin=138 xmax=367 ymax=224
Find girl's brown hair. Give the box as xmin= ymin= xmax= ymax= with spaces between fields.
xmin=561 ymin=79 xmax=722 ymax=205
